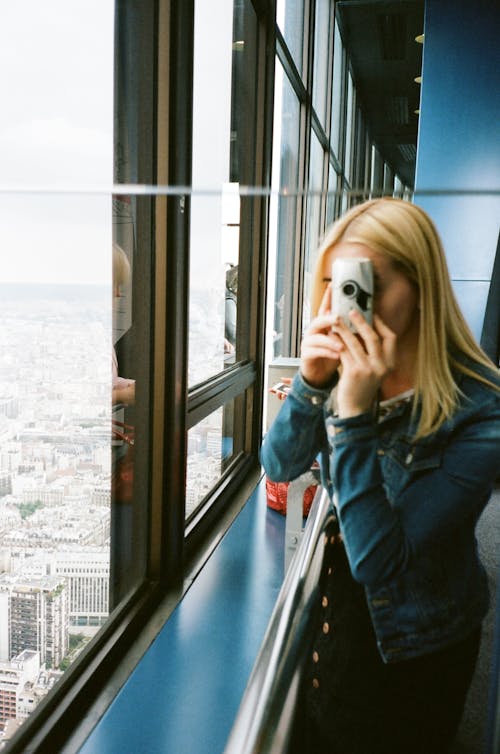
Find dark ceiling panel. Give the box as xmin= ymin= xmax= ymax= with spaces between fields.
xmin=337 ymin=0 xmax=424 ymax=187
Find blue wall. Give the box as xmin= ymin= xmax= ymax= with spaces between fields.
xmin=414 ymin=0 xmax=500 ymax=340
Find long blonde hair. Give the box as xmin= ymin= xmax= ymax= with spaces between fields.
xmin=113 ymin=243 xmax=131 ymax=290
xmin=311 ymin=198 xmax=499 ymax=438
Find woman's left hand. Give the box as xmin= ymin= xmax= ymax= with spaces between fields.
xmin=333 ymin=311 xmax=397 ymax=418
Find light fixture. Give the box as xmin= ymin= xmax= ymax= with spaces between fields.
xmin=415 ymin=33 xmax=424 ymax=44
xmin=414 ymin=75 xmax=422 ymax=84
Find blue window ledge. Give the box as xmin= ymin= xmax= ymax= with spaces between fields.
xmin=78 ymin=477 xmax=286 ymax=754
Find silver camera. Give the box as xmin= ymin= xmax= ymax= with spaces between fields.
xmin=331 ymin=258 xmax=373 ymax=332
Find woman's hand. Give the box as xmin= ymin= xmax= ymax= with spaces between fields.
xmin=112 ymin=382 xmax=136 ymax=406
xmin=300 ymin=284 xmax=344 ymax=388
xmin=333 ymin=311 xmax=397 ymax=417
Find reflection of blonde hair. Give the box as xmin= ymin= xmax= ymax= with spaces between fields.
xmin=311 ymin=198 xmax=499 ymax=438
xmin=113 ymin=243 xmax=131 ymax=288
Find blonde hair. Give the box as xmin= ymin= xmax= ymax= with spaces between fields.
xmin=113 ymin=243 xmax=131 ymax=288
xmin=311 ymin=198 xmax=499 ymax=438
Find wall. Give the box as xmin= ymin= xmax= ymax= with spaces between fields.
xmin=414 ymin=0 xmax=500 ymax=341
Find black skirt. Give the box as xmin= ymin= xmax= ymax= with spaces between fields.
xmin=294 ymin=522 xmax=481 ymax=754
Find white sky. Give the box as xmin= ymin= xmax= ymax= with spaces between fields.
xmin=0 ymin=1 xmax=114 ymax=284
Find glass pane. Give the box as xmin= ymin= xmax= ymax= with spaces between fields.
xmin=186 ymin=396 xmax=242 ymax=519
xmin=111 ymin=195 xmax=152 ymax=608
xmin=344 ymin=71 xmax=355 ymax=185
xmin=326 ymin=162 xmax=338 ymax=226
xmin=189 ymin=0 xmax=257 ymax=386
xmin=268 ymin=62 xmax=301 ymax=359
xmin=276 ymin=0 xmax=305 ymax=76
xmin=384 ymin=162 xmax=394 ymax=194
xmin=189 ymin=187 xmax=241 ymax=387
xmin=330 ymin=21 xmax=344 ymax=160
xmin=0 ymin=0 xmax=157 ymax=723
xmin=371 ymin=145 xmax=384 ymax=194
xmin=394 ymin=174 xmax=404 ymax=198
xmin=353 ymin=106 xmax=365 ymax=195
xmin=303 ymin=131 xmax=324 ymax=332
xmin=190 ymin=1 xmax=235 ymax=386
xmin=312 ymin=0 xmax=331 ymax=128
xmin=364 ymin=130 xmax=372 ymax=193
xmin=0 ymin=193 xmax=112 ymax=702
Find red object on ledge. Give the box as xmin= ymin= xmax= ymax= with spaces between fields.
xmin=265 ymin=475 xmax=318 ymax=518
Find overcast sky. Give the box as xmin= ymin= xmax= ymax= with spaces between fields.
xmin=0 ymin=1 xmax=114 ymax=284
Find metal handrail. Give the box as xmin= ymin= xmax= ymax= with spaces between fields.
xmin=223 ymin=487 xmax=334 ymax=754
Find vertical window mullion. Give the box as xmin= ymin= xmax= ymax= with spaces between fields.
xmin=159 ymin=0 xmax=195 ymax=583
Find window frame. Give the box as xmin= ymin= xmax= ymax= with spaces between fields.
xmin=4 ymin=1 xmax=274 ymax=750
xmin=5 ymin=0 xmax=421 ymax=750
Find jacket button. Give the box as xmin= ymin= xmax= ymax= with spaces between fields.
xmin=312 ymin=678 xmax=320 ymax=689
xmin=405 ymin=452 xmax=413 ymax=464
xmin=322 ymin=622 xmax=330 ymax=634
xmin=377 ymin=448 xmax=385 ymax=456
xmin=312 ymin=651 xmax=319 ymax=663
xmin=322 ymin=596 xmax=328 ymax=608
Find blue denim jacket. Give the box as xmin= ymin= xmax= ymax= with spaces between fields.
xmin=261 ymin=363 xmax=500 ymax=663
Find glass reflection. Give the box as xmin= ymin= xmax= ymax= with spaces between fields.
xmin=189 ymin=0 xmax=243 ymax=387
xmin=276 ymin=0 xmax=305 ymax=76
xmin=312 ymin=0 xmax=331 ymax=127
xmin=0 ymin=193 xmax=112 ymax=723
xmin=303 ymin=131 xmax=324 ymax=334
xmin=0 ymin=3 xmax=114 ymax=729
xmin=330 ymin=21 xmax=344 ymax=161
xmin=270 ymin=61 xmax=301 ymax=358
xmin=186 ymin=399 xmax=238 ymax=519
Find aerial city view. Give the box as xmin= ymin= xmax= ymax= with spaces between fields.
xmin=0 ymin=283 xmax=111 ymax=738
xmin=0 ymin=281 xmax=229 ymax=739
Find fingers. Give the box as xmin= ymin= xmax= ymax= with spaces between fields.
xmin=332 ymin=311 xmax=396 ymax=374
xmin=301 ymin=332 xmax=343 ymax=361
xmin=306 ymin=310 xmax=344 ymax=352
xmin=307 ymin=313 xmax=336 ymax=333
xmin=317 ymin=283 xmax=332 ymax=316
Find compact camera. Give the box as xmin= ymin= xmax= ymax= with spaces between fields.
xmin=331 ymin=258 xmax=373 ymax=332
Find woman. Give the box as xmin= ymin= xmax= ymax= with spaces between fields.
xmin=260 ymin=198 xmax=500 ymax=753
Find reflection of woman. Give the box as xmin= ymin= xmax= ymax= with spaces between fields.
xmin=261 ymin=198 xmax=500 ymax=753
xmin=111 ymin=243 xmax=135 ymax=609
xmin=224 ymin=264 xmax=238 ymax=353
xmin=112 ymin=243 xmax=135 ymax=405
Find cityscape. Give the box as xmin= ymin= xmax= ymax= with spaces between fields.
xmin=0 ymin=283 xmax=111 ymax=744
xmin=0 ymin=283 xmax=229 ymax=744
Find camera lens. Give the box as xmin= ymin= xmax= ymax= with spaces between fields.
xmin=342 ymin=281 xmax=357 ymax=297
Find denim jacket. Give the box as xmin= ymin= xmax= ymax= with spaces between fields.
xmin=260 ymin=363 xmax=500 ymax=663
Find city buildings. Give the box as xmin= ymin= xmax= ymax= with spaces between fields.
xmin=0 ymin=282 xmax=227 ymax=736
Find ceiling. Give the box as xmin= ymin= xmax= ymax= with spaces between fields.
xmin=337 ymin=0 xmax=425 ymax=187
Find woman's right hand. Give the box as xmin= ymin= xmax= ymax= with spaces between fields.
xmin=300 ymin=284 xmax=344 ymax=388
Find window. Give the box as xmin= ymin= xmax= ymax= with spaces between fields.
xmin=344 ymin=70 xmax=356 ymax=190
xmin=269 ymin=60 xmax=302 ymax=358
xmin=0 ymin=0 xmax=115 ymax=730
xmin=312 ymin=0 xmax=332 ymax=129
xmin=330 ymin=20 xmax=345 ymax=162
xmin=276 ymin=0 xmax=306 ymax=77
xmin=2 ymin=2 xmax=422 ymax=749
xmin=303 ymin=130 xmax=325 ymax=331
xmin=185 ymin=0 xmax=263 ymax=526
